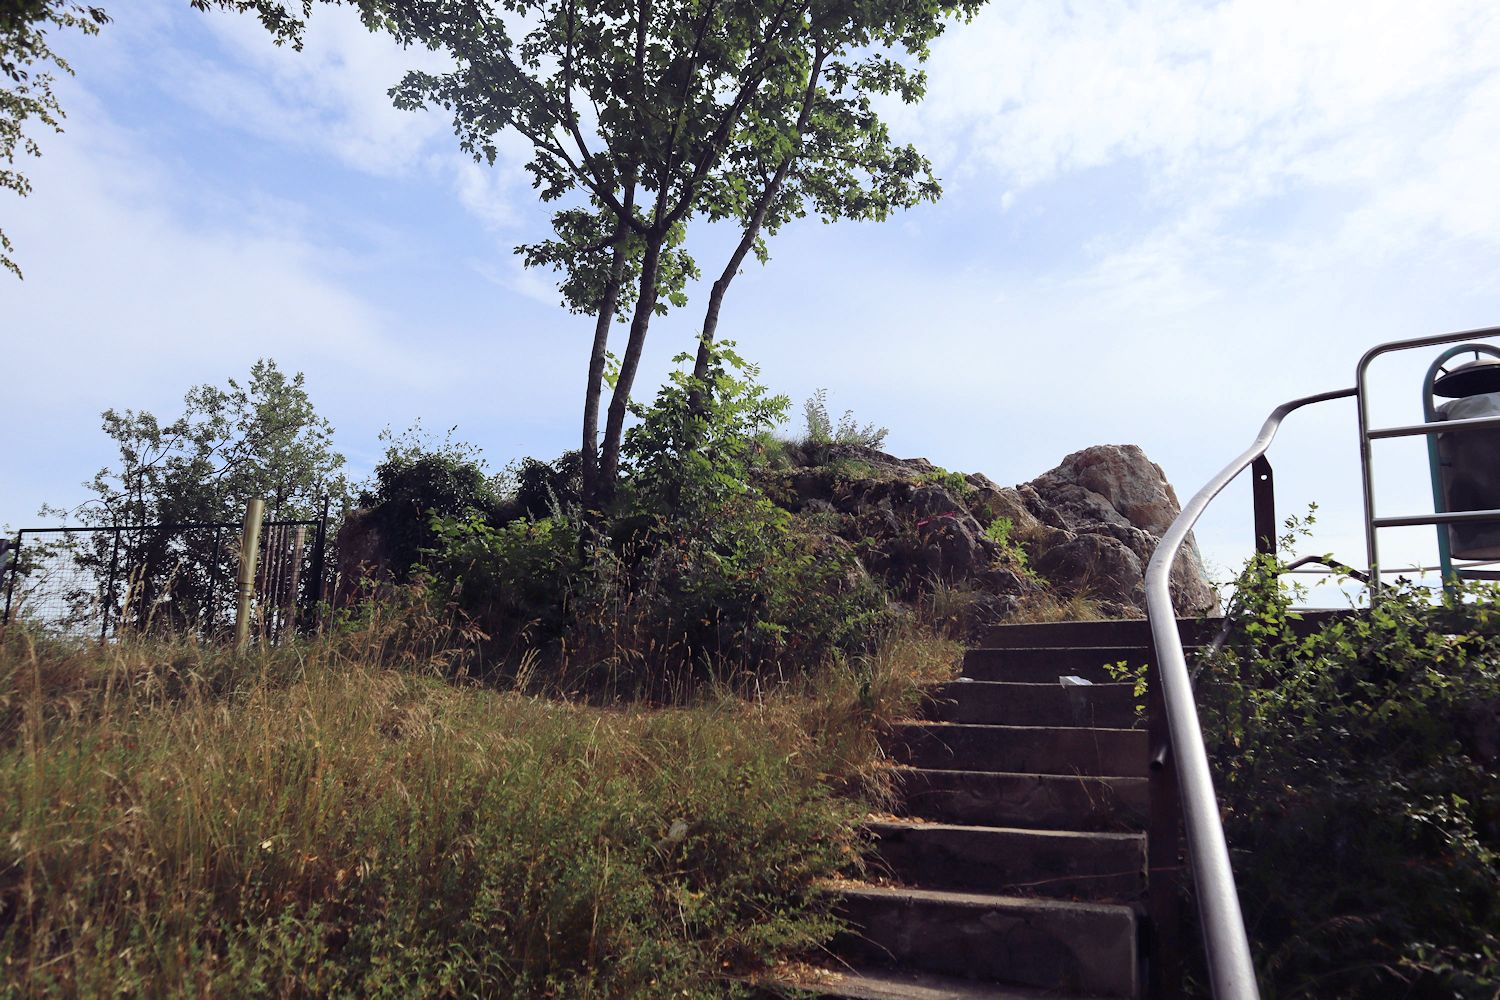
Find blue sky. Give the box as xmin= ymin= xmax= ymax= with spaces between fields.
xmin=5 ymin=0 xmax=1500 ymax=595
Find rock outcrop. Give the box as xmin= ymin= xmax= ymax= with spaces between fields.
xmin=336 ymin=439 xmax=1221 ymax=626
xmin=1024 ymin=445 xmax=1219 ymax=616
xmin=763 ymin=441 xmax=1219 ymax=623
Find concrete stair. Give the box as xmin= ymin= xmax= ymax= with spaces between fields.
xmin=773 ymin=622 xmax=1183 ymax=999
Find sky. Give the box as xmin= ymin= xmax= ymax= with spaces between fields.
xmin=5 ymin=0 xmax=1500 ymax=601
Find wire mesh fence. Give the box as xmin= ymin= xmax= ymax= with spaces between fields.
xmin=1 ymin=515 xmax=331 ymax=643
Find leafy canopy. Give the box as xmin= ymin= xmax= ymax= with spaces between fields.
xmin=50 ymin=357 xmax=348 ymax=527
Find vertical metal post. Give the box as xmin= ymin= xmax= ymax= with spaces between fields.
xmin=2 ymin=531 xmax=22 ymax=625
xmin=1251 ymin=456 xmax=1276 ymax=556
xmin=306 ymin=496 xmax=329 ymax=631
xmin=234 ymin=499 xmax=265 ymax=653
xmin=205 ymin=526 xmax=223 ymax=635
xmin=1147 ymin=656 xmax=1185 ymax=998
xmin=101 ymin=527 xmax=121 ymax=643
xmin=286 ymin=526 xmax=306 ymax=638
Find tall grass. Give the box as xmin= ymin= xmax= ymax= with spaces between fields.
xmin=0 ymin=599 xmax=958 ymax=997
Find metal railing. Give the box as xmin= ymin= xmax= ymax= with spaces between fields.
xmin=1144 ymin=325 xmax=1500 ymax=998
xmin=1145 ymin=386 xmax=1354 ymax=1000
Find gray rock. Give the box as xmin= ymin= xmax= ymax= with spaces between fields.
xmin=1027 ymin=444 xmax=1220 ymax=617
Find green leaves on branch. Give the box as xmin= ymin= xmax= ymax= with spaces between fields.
xmin=1198 ymin=553 xmax=1500 ymax=996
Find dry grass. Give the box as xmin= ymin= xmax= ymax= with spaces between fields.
xmin=1004 ymin=590 xmax=1113 ymax=624
xmin=0 ymin=597 xmax=958 ymax=998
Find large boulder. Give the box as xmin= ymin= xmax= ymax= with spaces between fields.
xmin=1026 ymin=445 xmax=1219 ymax=616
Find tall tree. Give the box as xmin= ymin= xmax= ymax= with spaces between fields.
xmin=51 ymin=358 xmax=348 ymax=528
xmin=377 ymin=0 xmax=980 ymax=507
xmin=35 ymin=358 xmax=348 ymax=633
xmin=382 ymin=0 xmax=826 ymax=505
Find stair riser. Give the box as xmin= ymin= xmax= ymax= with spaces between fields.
xmin=892 ymin=725 xmax=1149 ymax=777
xmin=867 ymin=824 xmax=1145 ymax=902
xmin=894 ymin=769 xmax=1148 ymax=832
xmin=926 ymin=681 xmax=1138 ymax=728
xmin=833 ymin=891 xmax=1138 ymax=997
xmin=961 ymin=647 xmax=1152 ymax=683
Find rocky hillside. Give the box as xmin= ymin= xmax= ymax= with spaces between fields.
xmin=759 ymin=441 xmax=1219 ymax=628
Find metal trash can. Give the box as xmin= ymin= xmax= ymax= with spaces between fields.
xmin=1428 ymin=351 xmax=1500 ymax=567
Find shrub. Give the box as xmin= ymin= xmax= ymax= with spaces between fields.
xmin=984 ymin=516 xmax=1029 ymax=571
xmin=512 ymin=450 xmax=583 ymax=520
xmin=1197 ymin=556 xmax=1500 ymax=997
xmin=418 ymin=346 xmax=893 ymax=696
xmin=358 ymin=426 xmax=506 ymax=581
xmin=422 ymin=513 xmax=582 ymax=666
xmin=801 ymin=389 xmax=888 ymax=449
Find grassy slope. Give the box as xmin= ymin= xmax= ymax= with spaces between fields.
xmin=0 ymin=610 xmax=957 ymax=998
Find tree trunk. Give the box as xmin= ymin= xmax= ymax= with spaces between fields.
xmin=598 ymin=235 xmax=665 ymax=501
xmin=690 ymin=49 xmax=825 ymax=393
xmin=580 ymin=186 xmax=636 ymax=511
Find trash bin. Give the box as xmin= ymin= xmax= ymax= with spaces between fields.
xmin=1430 ymin=353 xmax=1500 ymax=561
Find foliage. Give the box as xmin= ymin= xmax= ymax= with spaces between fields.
xmin=423 ymin=512 xmax=582 ymax=664
xmin=983 ymin=515 xmax=1029 ymax=569
xmin=357 ymin=423 xmax=505 ymax=582
xmin=1197 ymin=556 xmax=1500 ymax=997
xmin=922 ymin=467 xmax=972 ymax=499
xmin=0 ymin=1 xmax=107 ymax=279
xmin=375 ymin=0 xmax=980 ymax=499
xmin=801 ymin=388 xmax=888 ymax=449
xmin=0 ymin=611 xmax=874 ymax=997
xmin=26 ymin=359 xmax=347 ymax=634
xmin=420 ymin=346 xmax=889 ymax=693
xmin=512 ymin=450 xmax=584 ymax=521
xmin=622 ymin=342 xmax=789 ymax=514
xmin=56 ymin=357 xmax=347 ymax=527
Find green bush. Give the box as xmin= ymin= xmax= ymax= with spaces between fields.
xmin=358 ymin=427 xmax=507 ymax=581
xmin=801 ymin=388 xmax=887 ymax=450
xmin=419 ymin=346 xmax=892 ymax=695
xmin=423 ymin=513 xmax=582 ymax=663
xmin=1198 ymin=556 xmax=1500 ymax=997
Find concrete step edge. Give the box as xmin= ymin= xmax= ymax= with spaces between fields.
xmin=761 ymin=965 xmax=1107 ymax=1000
xmin=864 ymin=819 xmax=1145 ymax=844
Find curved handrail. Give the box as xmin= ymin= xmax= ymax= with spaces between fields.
xmin=1144 ymin=385 xmax=1357 ymax=999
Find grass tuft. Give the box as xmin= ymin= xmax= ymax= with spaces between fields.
xmin=0 ymin=602 xmax=957 ymax=997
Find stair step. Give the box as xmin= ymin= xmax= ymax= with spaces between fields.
xmin=832 ymin=883 xmax=1138 ymax=998
xmin=891 ymin=724 xmax=1148 ymax=777
xmin=926 ymin=681 xmax=1139 ymax=728
xmin=894 ymin=768 xmax=1148 ymax=832
xmin=961 ymin=647 xmax=1152 ymax=684
xmin=866 ymin=820 xmax=1145 ymax=902
xmin=765 ymin=964 xmax=1106 ymax=999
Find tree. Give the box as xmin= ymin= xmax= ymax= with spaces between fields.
xmin=40 ymin=358 xmax=348 ymax=632
xmin=378 ymin=0 xmax=982 ymax=509
xmin=0 ymin=1 xmax=107 ymax=279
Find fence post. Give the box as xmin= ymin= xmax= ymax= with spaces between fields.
xmin=234 ymin=498 xmax=265 ymax=653
xmin=101 ymin=527 xmax=121 ymax=643
xmin=1 ymin=532 xmax=19 ymax=626
xmin=306 ymin=495 xmax=330 ymax=631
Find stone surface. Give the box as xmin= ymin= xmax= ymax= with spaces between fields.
xmin=1026 ymin=444 xmax=1220 ymax=616
xmin=893 ymin=768 xmax=1148 ymax=833
xmin=891 ymin=723 xmax=1148 ymax=777
xmin=763 ymin=440 xmax=1219 ymax=624
xmin=866 ymin=820 xmax=1146 ymax=901
xmin=833 ymin=885 xmax=1138 ymax=998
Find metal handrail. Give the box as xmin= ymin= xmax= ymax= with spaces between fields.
xmin=1143 ymin=385 xmax=1357 ymax=1000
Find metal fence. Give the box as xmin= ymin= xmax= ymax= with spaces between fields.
xmin=0 ymin=514 xmax=331 ymax=643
